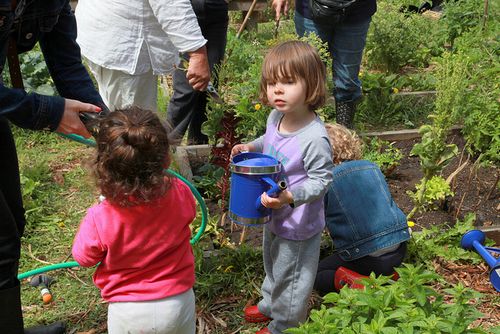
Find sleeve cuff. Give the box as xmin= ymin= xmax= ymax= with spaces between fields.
xmin=36 ymin=95 xmax=65 ymax=131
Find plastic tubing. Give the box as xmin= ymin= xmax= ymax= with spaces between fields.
xmin=18 ymin=133 xmax=208 ymax=280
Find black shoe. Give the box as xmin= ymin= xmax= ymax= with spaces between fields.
xmin=335 ymin=100 xmax=356 ymax=129
xmin=24 ymin=322 xmax=66 ymax=334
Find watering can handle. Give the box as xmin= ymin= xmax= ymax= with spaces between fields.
xmin=256 ymin=177 xmax=287 ymax=211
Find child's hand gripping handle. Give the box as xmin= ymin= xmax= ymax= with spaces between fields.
xmin=256 ymin=177 xmax=287 ymax=211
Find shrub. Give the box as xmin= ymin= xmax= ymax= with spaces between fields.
xmin=365 ymin=1 xmax=444 ymax=72
xmin=453 ymin=27 xmax=500 ymax=166
xmin=287 ymin=263 xmax=487 ymax=334
xmin=440 ymin=0 xmax=487 ymax=47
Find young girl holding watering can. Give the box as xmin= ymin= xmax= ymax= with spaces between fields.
xmin=232 ymin=41 xmax=334 ymax=334
xmin=72 ymin=107 xmax=197 ymax=334
xmin=314 ymin=124 xmax=410 ymax=296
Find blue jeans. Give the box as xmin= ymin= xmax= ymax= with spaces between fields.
xmin=294 ymin=11 xmax=371 ymax=102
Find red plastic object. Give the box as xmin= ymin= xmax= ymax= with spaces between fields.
xmin=334 ymin=267 xmax=367 ymax=290
xmin=334 ymin=267 xmax=399 ymax=291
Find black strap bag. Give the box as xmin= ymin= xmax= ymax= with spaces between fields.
xmin=309 ymin=0 xmax=357 ymax=25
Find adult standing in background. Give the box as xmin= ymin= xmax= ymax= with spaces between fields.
xmin=0 ymin=1 xmax=106 ymax=333
xmin=167 ymin=0 xmax=229 ymax=145
xmin=75 ymin=0 xmax=211 ymax=112
xmin=272 ymin=0 xmax=376 ymax=129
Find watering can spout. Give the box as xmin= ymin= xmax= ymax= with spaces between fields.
xmin=461 ymin=230 xmax=500 ymax=292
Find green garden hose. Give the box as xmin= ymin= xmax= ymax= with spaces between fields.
xmin=18 ymin=133 xmax=208 ymax=280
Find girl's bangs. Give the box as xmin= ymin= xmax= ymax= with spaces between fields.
xmin=263 ymin=57 xmax=300 ymax=83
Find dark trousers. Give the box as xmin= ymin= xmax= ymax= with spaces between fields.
xmin=314 ymin=242 xmax=407 ymax=296
xmin=0 ymin=118 xmax=25 ymax=290
xmin=167 ymin=0 xmax=229 ymax=144
xmin=0 ymin=118 xmax=26 ymax=332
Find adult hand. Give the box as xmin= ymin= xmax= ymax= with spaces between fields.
xmin=261 ymin=190 xmax=293 ymax=209
xmin=231 ymin=143 xmax=254 ymax=158
xmin=272 ymin=0 xmax=289 ymax=21
xmin=187 ymin=46 xmax=210 ymax=91
xmin=57 ymin=99 xmax=101 ymax=138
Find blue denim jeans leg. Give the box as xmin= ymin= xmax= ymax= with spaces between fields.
xmin=294 ymin=11 xmax=371 ymax=102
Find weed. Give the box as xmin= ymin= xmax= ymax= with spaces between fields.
xmin=406 ymin=213 xmax=484 ymax=265
xmin=362 ymin=137 xmax=403 ymax=175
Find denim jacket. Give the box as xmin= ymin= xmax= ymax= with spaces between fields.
xmin=325 ymin=160 xmax=410 ymax=261
xmin=0 ymin=0 xmax=104 ymax=131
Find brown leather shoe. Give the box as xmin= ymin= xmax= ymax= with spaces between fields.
xmin=256 ymin=327 xmax=271 ymax=334
xmin=244 ymin=305 xmax=271 ymax=323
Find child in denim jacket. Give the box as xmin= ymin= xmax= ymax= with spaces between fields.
xmin=314 ymin=124 xmax=410 ymax=295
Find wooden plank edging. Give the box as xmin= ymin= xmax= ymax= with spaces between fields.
xmin=362 ymin=125 xmax=463 ymax=141
xmin=179 ymin=125 xmax=464 ymax=158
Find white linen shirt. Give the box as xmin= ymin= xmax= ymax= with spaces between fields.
xmin=75 ymin=0 xmax=207 ymax=75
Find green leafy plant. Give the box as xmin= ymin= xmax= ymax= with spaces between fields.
xmin=452 ymin=27 xmax=500 ymax=166
xmin=191 ymin=214 xmax=233 ymax=250
xmin=365 ymin=1 xmax=445 ymax=72
xmin=362 ymin=137 xmax=403 ymax=175
xmin=287 ymin=263 xmax=486 ymax=333
xmin=2 ymin=45 xmax=55 ymax=94
xmin=406 ymin=213 xmax=484 ymax=265
xmin=357 ymin=71 xmax=435 ymax=129
xmin=203 ymin=30 xmax=268 ymax=144
xmin=408 ymin=53 xmax=466 ymax=219
xmin=193 ymin=163 xmax=226 ymax=203
xmin=440 ymin=0 xmax=487 ymax=47
xmin=407 ymin=175 xmax=453 ymax=213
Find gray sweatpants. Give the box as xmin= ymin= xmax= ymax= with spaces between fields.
xmin=257 ymin=227 xmax=321 ymax=334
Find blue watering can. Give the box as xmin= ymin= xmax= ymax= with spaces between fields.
xmin=229 ymin=152 xmax=286 ymax=226
xmin=461 ymin=230 xmax=500 ymax=292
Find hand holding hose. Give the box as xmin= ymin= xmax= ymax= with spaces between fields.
xmin=57 ymin=99 xmax=102 ymax=138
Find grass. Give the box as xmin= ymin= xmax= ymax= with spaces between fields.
xmin=13 ymin=127 xmax=104 ymax=330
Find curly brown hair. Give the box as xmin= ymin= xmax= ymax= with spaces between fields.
xmin=94 ymin=107 xmax=171 ymax=207
xmin=325 ymin=123 xmax=363 ymax=165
